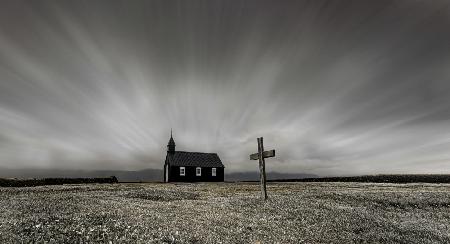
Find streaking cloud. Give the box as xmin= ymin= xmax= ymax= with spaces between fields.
xmin=0 ymin=0 xmax=449 ymax=175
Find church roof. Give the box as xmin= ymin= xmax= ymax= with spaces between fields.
xmin=166 ymin=151 xmax=225 ymax=168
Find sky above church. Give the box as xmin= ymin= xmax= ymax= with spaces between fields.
xmin=0 ymin=0 xmax=450 ymax=175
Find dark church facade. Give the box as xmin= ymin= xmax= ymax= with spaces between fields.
xmin=163 ymin=132 xmax=225 ymax=182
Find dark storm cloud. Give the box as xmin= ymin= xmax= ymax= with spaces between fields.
xmin=0 ymin=0 xmax=449 ymax=175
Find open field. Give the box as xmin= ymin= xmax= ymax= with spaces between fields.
xmin=0 ymin=183 xmax=449 ymax=243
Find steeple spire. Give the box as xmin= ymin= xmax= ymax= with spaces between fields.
xmin=167 ymin=129 xmax=176 ymax=153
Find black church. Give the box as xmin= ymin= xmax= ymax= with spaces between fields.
xmin=163 ymin=132 xmax=225 ymax=182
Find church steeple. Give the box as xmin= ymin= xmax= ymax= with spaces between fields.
xmin=167 ymin=129 xmax=176 ymax=153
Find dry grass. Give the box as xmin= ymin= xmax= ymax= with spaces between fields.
xmin=0 ymin=182 xmax=449 ymax=243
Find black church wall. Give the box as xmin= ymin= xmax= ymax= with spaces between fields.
xmin=168 ymin=166 xmax=224 ymax=182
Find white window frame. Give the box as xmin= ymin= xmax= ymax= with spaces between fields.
xmin=180 ymin=167 xmax=185 ymax=176
xmin=212 ymin=168 xmax=216 ymax=177
xmin=196 ymin=167 xmax=201 ymax=176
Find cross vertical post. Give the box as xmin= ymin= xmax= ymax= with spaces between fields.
xmin=257 ymin=137 xmax=268 ymax=200
xmin=250 ymin=137 xmax=274 ymax=200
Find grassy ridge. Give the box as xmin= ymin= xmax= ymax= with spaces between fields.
xmin=268 ymin=174 xmax=450 ymax=183
xmin=0 ymin=176 xmax=118 ymax=187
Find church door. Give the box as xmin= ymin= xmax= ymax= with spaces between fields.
xmin=165 ymin=164 xmax=169 ymax=182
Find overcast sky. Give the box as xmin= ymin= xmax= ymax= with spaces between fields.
xmin=0 ymin=0 xmax=450 ymax=175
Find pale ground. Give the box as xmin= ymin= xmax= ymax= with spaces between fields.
xmin=0 ymin=182 xmax=449 ymax=243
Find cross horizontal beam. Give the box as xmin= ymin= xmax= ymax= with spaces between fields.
xmin=250 ymin=149 xmax=275 ymax=160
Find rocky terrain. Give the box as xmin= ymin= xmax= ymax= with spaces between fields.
xmin=0 ymin=182 xmax=449 ymax=243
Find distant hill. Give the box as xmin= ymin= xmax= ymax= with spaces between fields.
xmin=0 ymin=168 xmax=163 ymax=182
xmin=0 ymin=168 xmax=317 ymax=182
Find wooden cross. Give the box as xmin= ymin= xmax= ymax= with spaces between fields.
xmin=249 ymin=137 xmax=275 ymax=200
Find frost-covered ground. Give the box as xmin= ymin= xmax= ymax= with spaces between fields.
xmin=0 ymin=182 xmax=449 ymax=243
